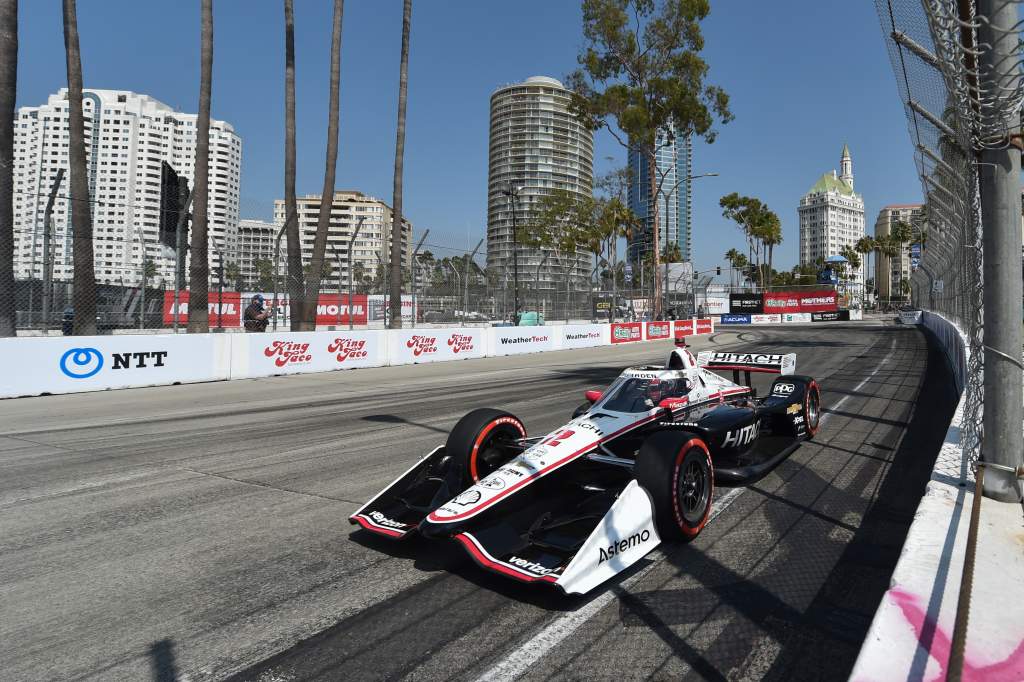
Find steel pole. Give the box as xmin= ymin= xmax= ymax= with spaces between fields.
xmin=41 ymin=168 xmax=65 ymax=334
xmin=465 ymin=238 xmax=483 ymax=321
xmin=348 ymin=216 xmax=364 ymax=331
xmin=271 ymin=215 xmax=291 ymax=332
xmin=329 ymin=243 xmax=343 ymax=328
xmin=410 ymin=229 xmax=428 ymax=328
xmin=138 ymin=227 xmax=148 ymax=330
xmin=976 ymin=0 xmax=1024 ymax=502
xmin=172 ymin=183 xmax=193 ymax=333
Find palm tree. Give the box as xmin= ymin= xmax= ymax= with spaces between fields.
xmin=388 ymin=0 xmax=412 ymax=328
xmin=761 ymin=210 xmax=782 ymax=291
xmin=0 ymin=0 xmax=17 ymax=336
xmin=302 ymin=0 xmax=343 ymax=330
xmin=283 ymin=0 xmax=304 ymax=329
xmin=724 ymin=248 xmax=740 ymax=288
xmin=187 ymin=0 xmax=213 ymax=333
xmin=62 ymin=0 xmax=97 ymax=335
xmin=873 ymin=235 xmax=898 ymax=304
xmin=855 ymin=235 xmax=874 ymax=296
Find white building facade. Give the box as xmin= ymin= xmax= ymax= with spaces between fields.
xmin=12 ymin=89 xmax=241 ymax=286
xmin=486 ymin=76 xmax=593 ymax=297
xmin=798 ymin=144 xmax=866 ymax=282
xmin=271 ymin=190 xmax=412 ymax=294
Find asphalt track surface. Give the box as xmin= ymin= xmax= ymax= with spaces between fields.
xmin=0 ymin=322 xmax=957 ymax=681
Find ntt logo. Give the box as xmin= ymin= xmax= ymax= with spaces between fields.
xmin=59 ymin=348 xmax=104 ymax=379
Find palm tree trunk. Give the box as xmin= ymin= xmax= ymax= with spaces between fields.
xmin=62 ymin=0 xmax=96 ymax=335
xmin=767 ymin=242 xmax=774 ymax=291
xmin=302 ymin=0 xmax=343 ymax=330
xmin=0 ymin=0 xmax=17 ymax=336
xmin=188 ymin=0 xmax=213 ymax=333
xmin=283 ymin=0 xmax=304 ymax=329
xmin=388 ymin=0 xmax=411 ymax=329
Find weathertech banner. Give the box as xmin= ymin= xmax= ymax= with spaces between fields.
xmin=645 ymin=321 xmax=671 ymax=340
xmin=163 ymin=291 xmax=242 ymax=327
xmin=490 ymin=327 xmax=555 ymax=356
xmin=610 ymin=322 xmax=643 ymax=344
xmin=763 ymin=289 xmax=837 ymax=314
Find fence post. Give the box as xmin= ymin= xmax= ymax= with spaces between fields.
xmin=977 ymin=0 xmax=1024 ymax=502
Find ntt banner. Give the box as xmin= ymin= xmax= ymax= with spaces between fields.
xmin=490 ymin=327 xmax=556 ymax=356
xmin=389 ymin=328 xmax=485 ymax=365
xmin=559 ymin=324 xmax=607 ymax=349
xmin=763 ymin=289 xmax=837 ymax=314
xmin=0 ymin=334 xmax=231 ymax=398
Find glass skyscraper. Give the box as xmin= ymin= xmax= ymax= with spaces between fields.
xmin=627 ymin=129 xmax=692 ymax=265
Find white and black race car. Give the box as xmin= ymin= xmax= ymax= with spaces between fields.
xmin=350 ymin=340 xmax=821 ymax=595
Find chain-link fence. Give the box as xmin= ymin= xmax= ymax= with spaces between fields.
xmin=873 ymin=0 xmax=1024 ymax=469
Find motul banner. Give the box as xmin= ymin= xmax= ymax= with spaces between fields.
xmin=163 ymin=291 xmax=242 ymax=327
xmin=645 ymin=321 xmax=671 ymax=340
xmin=762 ymin=289 xmax=837 ymax=314
xmin=610 ymin=322 xmax=643 ymax=344
xmin=312 ymin=294 xmax=369 ymax=326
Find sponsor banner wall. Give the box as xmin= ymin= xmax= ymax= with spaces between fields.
xmin=0 ymin=333 xmax=230 ymax=398
xmin=610 ymin=322 xmax=643 ymax=344
xmin=811 ymin=310 xmax=851 ymax=322
xmin=644 ymin=321 xmax=672 ymax=341
xmin=729 ymin=293 xmax=763 ymax=314
xmin=559 ymin=324 xmax=608 ymax=349
xmin=695 ymin=318 xmax=714 ymax=335
xmin=702 ymin=295 xmax=730 ymax=315
xmin=750 ymin=313 xmax=782 ymax=324
xmin=782 ymin=312 xmax=813 ymax=323
xmin=673 ymin=319 xmax=695 ymax=337
xmin=720 ymin=313 xmax=751 ymax=324
xmin=389 ymin=328 xmax=485 ymax=365
xmin=489 ymin=327 xmax=556 ymax=356
xmin=163 ymin=291 xmax=242 ymax=327
xmin=762 ymin=289 xmax=838 ymax=314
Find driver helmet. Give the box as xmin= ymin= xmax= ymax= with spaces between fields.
xmin=645 ymin=378 xmax=664 ymax=404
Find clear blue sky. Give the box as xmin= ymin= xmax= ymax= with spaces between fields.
xmin=15 ymin=1 xmax=920 ymax=271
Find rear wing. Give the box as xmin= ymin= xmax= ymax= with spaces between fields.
xmin=696 ymin=351 xmax=796 ymax=377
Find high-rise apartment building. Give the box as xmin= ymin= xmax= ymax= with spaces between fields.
xmin=874 ymin=204 xmax=923 ymax=301
xmin=236 ymin=219 xmax=280 ymax=289
xmin=271 ymin=190 xmax=412 ymax=294
xmin=798 ymin=144 xmax=866 ymax=281
xmin=486 ymin=76 xmax=593 ymax=298
xmin=627 ymin=128 xmax=693 ymax=263
xmin=12 ymin=89 xmax=241 ymax=285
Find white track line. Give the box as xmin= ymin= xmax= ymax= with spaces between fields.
xmin=474 ymin=487 xmax=745 ymax=682
xmin=476 ymin=338 xmax=899 ymax=682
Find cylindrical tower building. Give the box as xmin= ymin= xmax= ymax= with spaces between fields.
xmin=486 ymin=76 xmax=594 ymax=311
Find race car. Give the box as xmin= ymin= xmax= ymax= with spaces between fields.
xmin=350 ymin=340 xmax=821 ymax=595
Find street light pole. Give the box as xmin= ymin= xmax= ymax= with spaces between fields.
xmin=502 ymin=183 xmax=523 ymax=322
xmin=271 ymin=214 xmax=291 ymax=331
xmin=655 ymin=171 xmax=718 ymax=317
xmin=410 ymin=229 xmax=429 ymax=328
xmin=347 ymin=215 xmax=365 ymax=331
xmin=465 ymin=238 xmax=483 ymax=321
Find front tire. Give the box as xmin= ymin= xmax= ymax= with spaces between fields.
xmin=446 ymin=408 xmax=526 ymax=486
xmin=635 ymin=431 xmax=714 ymax=541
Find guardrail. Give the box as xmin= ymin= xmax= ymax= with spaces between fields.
xmin=0 ymin=319 xmax=718 ymax=399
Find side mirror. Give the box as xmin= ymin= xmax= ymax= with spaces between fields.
xmin=584 ymin=390 xmax=602 ymax=403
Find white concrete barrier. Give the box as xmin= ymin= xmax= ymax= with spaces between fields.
xmin=488 ymin=326 xmax=556 ymax=356
xmin=389 ymin=327 xmax=486 ymax=365
xmin=230 ymin=330 xmax=387 ymax=379
xmin=0 ymin=333 xmax=230 ymax=398
xmin=558 ymin=324 xmax=608 ymax=349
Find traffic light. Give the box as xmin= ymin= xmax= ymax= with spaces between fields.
xmin=716 ymin=266 xmax=722 ymax=276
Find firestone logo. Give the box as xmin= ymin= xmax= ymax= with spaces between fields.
xmin=264 ymin=340 xmax=312 ymax=367
xmin=328 ymin=338 xmax=368 ymax=362
xmin=407 ymin=335 xmax=438 ymax=356
xmin=447 ymin=333 xmax=474 ymax=354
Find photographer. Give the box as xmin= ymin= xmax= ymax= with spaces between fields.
xmin=243 ymin=294 xmax=273 ymax=332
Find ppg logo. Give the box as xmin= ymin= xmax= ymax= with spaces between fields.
xmin=59 ymin=347 xmax=104 ymax=379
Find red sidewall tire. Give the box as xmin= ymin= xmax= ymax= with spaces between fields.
xmin=672 ymin=440 xmax=714 ymax=538
xmin=446 ymin=408 xmax=526 ymax=487
xmin=804 ymin=381 xmax=821 ymax=439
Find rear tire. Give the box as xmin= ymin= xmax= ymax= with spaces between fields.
xmin=803 ymin=380 xmax=821 ymax=439
xmin=635 ymin=431 xmax=714 ymax=541
xmin=446 ymin=408 xmax=526 ymax=486
xmin=571 ymin=401 xmax=591 ymax=419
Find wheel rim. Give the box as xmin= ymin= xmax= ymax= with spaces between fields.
xmin=471 ymin=424 xmax=521 ymax=481
xmin=806 ymin=387 xmax=820 ymax=429
xmin=677 ymin=455 xmax=709 ymax=525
